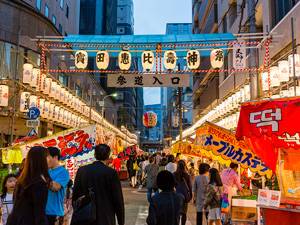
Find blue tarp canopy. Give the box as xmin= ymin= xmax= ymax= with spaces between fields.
xmin=63 ymin=33 xmax=236 ymax=57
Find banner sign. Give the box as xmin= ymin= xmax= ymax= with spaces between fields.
xmin=19 ymin=125 xmax=96 ymax=160
xmin=107 ymin=74 xmax=190 ymax=87
xmin=233 ymin=42 xmax=246 ymax=69
xmin=236 ymin=97 xmax=300 ymax=171
xmin=195 ymin=122 xmax=272 ymax=177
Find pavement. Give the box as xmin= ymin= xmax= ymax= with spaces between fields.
xmin=122 ymin=182 xmax=197 ymax=225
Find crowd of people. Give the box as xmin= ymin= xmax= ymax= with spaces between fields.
xmin=0 ymin=145 xmax=244 ymax=225
xmin=126 ymin=152 xmax=243 ymax=225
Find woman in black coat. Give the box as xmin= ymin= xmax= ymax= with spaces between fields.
xmin=7 ymin=146 xmax=51 ymax=225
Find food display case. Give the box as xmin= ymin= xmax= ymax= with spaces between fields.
xmin=231 ymin=196 xmax=258 ymax=225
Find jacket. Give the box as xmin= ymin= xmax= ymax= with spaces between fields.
xmin=7 ymin=177 xmax=49 ymax=225
xmin=204 ymin=184 xmax=222 ymax=210
xmin=72 ymin=161 xmax=124 ymax=225
xmin=147 ymin=191 xmax=184 ymax=225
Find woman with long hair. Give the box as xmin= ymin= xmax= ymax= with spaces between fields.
xmin=204 ymin=168 xmax=223 ymax=225
xmin=174 ymin=160 xmax=192 ymax=225
xmin=7 ymin=146 xmax=51 ymax=225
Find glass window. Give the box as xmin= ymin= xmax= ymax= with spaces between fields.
xmin=59 ymin=74 xmax=69 ymax=87
xmin=45 ymin=4 xmax=49 ymax=17
xmin=60 ymin=0 xmax=64 ymax=9
xmin=66 ymin=5 xmax=69 ymax=18
xmin=58 ymin=24 xmax=63 ymax=33
xmin=52 ymin=15 xmax=56 ymax=25
xmin=36 ymin=0 xmax=42 ymax=11
xmin=75 ymin=84 xmax=82 ymax=97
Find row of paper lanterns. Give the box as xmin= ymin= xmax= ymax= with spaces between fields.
xmin=23 ymin=63 xmax=91 ymax=116
xmin=216 ymin=112 xmax=240 ymax=130
xmin=75 ymin=49 xmax=225 ymax=71
xmin=20 ymin=92 xmax=88 ymax=127
xmin=262 ymin=54 xmax=300 ymax=90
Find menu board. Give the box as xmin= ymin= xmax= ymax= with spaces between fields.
xmin=258 ymin=189 xmax=281 ymax=207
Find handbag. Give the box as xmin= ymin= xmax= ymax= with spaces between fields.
xmin=182 ymin=177 xmax=192 ymax=203
xmin=71 ymin=188 xmax=96 ymax=225
xmin=221 ymin=193 xmax=230 ymax=214
xmin=133 ymin=162 xmax=139 ymax=171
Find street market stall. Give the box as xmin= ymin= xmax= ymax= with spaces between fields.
xmin=236 ymin=97 xmax=300 ymax=225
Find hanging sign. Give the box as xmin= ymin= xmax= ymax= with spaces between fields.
xmin=118 ymin=51 xmax=131 ymax=70
xmin=236 ymin=97 xmax=300 ymax=171
xmin=23 ymin=63 xmax=33 ymax=84
xmin=142 ymin=50 xmax=154 ymax=71
xmin=164 ymin=50 xmax=177 ymax=70
xmin=186 ymin=50 xmax=200 ymax=70
xmin=210 ymin=49 xmax=224 ymax=68
xmin=195 ymin=122 xmax=272 ymax=177
xmin=0 ymin=85 xmax=9 ymax=107
xmin=233 ymin=42 xmax=246 ymax=69
xmin=27 ymin=107 xmax=40 ymax=120
xmin=107 ymin=74 xmax=190 ymax=87
xmin=75 ymin=50 xmax=88 ymax=69
xmin=96 ymin=51 xmax=109 ymax=70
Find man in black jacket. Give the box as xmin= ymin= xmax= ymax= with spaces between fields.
xmin=73 ymin=144 xmax=125 ymax=225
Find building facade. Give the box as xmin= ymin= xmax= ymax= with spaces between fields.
xmin=187 ymin=0 xmax=300 ymax=139
xmin=162 ymin=23 xmax=193 ymax=145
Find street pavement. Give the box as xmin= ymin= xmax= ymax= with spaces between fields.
xmin=122 ymin=183 xmax=197 ymax=225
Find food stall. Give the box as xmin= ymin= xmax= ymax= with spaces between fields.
xmin=236 ymin=97 xmax=300 ymax=225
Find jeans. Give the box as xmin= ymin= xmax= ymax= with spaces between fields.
xmin=147 ymin=188 xmax=158 ymax=203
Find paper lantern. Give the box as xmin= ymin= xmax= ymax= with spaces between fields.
xmin=23 ymin=63 xmax=33 ymax=84
xmin=142 ymin=50 xmax=154 ymax=71
xmin=289 ymin=86 xmax=300 ymax=96
xmin=44 ymin=78 xmax=52 ymax=95
xmin=261 ymin=72 xmax=270 ymax=91
xmin=60 ymin=88 xmax=65 ymax=103
xmin=143 ymin=111 xmax=158 ymax=128
xmin=288 ymin=54 xmax=300 ymax=77
xmin=118 ymin=51 xmax=131 ymax=70
xmin=54 ymin=106 xmax=60 ymax=121
xmin=243 ymin=85 xmax=250 ymax=101
xmin=75 ymin=50 xmax=88 ymax=69
xmin=280 ymin=90 xmax=290 ymax=98
xmin=278 ymin=60 xmax=290 ymax=82
xmin=50 ymin=81 xmax=57 ymax=98
xmin=96 ymin=51 xmax=109 ymax=70
xmin=39 ymin=73 xmax=47 ymax=92
xmin=29 ymin=95 xmax=38 ymax=108
xmin=58 ymin=107 xmax=64 ymax=123
xmin=55 ymin=85 xmax=61 ymax=100
xmin=44 ymin=101 xmax=50 ymax=118
xmin=164 ymin=50 xmax=177 ymax=70
xmin=30 ymin=68 xmax=40 ymax=88
xmin=270 ymin=66 xmax=280 ymax=87
xmin=210 ymin=49 xmax=224 ymax=68
xmin=49 ymin=104 xmax=55 ymax=120
xmin=0 ymin=85 xmax=9 ymax=107
xmin=186 ymin=50 xmax=200 ymax=70
xmin=39 ymin=98 xmax=45 ymax=117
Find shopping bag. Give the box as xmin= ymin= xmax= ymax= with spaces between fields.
xmin=221 ymin=193 xmax=230 ymax=214
xmin=202 ymin=211 xmax=208 ymax=225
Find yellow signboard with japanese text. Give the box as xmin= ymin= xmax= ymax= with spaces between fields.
xmin=195 ymin=122 xmax=272 ymax=177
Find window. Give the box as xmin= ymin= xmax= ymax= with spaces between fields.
xmin=58 ymin=24 xmax=63 ymax=33
xmin=60 ymin=0 xmax=64 ymax=9
xmin=52 ymin=15 xmax=56 ymax=25
xmin=59 ymin=74 xmax=68 ymax=86
xmin=66 ymin=5 xmax=69 ymax=18
xmin=36 ymin=0 xmax=42 ymax=11
xmin=75 ymin=84 xmax=82 ymax=97
xmin=45 ymin=4 xmax=49 ymax=17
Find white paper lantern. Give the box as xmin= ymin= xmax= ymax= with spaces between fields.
xmin=278 ymin=60 xmax=290 ymax=82
xmin=23 ymin=63 xmax=33 ymax=84
xmin=67 ymin=93 xmax=72 ymax=107
xmin=30 ymin=68 xmax=40 ymax=88
xmin=186 ymin=50 xmax=200 ymax=70
xmin=49 ymin=104 xmax=55 ymax=120
xmin=20 ymin=92 xmax=31 ymax=112
xmin=58 ymin=107 xmax=64 ymax=123
xmin=270 ymin=66 xmax=280 ymax=87
xmin=142 ymin=50 xmax=155 ymax=71
xmin=96 ymin=51 xmax=109 ymax=70
xmin=164 ymin=50 xmax=177 ymax=70
xmin=55 ymin=85 xmax=61 ymax=100
xmin=54 ymin=106 xmax=60 ymax=121
xmin=118 ymin=51 xmax=131 ymax=70
xmin=60 ymin=88 xmax=65 ymax=103
xmin=75 ymin=50 xmax=88 ymax=69
xmin=50 ymin=81 xmax=57 ymax=98
xmin=0 ymin=85 xmax=9 ymax=107
xmin=39 ymin=98 xmax=45 ymax=117
xmin=288 ymin=54 xmax=300 ymax=77
xmin=210 ymin=49 xmax=224 ymax=68
xmin=44 ymin=78 xmax=52 ymax=95
xmin=62 ymin=109 xmax=67 ymax=124
xmin=244 ymin=85 xmax=250 ymax=101
xmin=261 ymin=72 xmax=270 ymax=91
xmin=289 ymin=86 xmax=300 ymax=96
xmin=280 ymin=90 xmax=290 ymax=98
xmin=44 ymin=101 xmax=50 ymax=118
xmin=272 ymin=95 xmax=280 ymax=99
xmin=29 ymin=95 xmax=38 ymax=108
xmin=39 ymin=73 xmax=47 ymax=92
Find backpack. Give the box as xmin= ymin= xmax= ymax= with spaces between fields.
xmin=176 ymin=177 xmax=192 ymax=203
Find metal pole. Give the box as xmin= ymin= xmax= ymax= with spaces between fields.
xmin=291 ymin=17 xmax=297 ymax=96
xmin=248 ymin=0 xmax=258 ymax=100
xmin=178 ymin=87 xmax=183 ymax=144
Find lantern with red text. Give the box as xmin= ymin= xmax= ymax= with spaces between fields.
xmin=143 ymin=111 xmax=158 ymax=128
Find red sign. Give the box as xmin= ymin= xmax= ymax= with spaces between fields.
xmin=236 ymin=97 xmax=300 ymax=171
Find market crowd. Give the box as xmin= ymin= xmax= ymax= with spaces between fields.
xmin=0 ymin=145 xmax=276 ymax=225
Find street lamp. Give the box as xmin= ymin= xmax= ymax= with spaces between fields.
xmin=100 ymin=93 xmax=118 ymax=119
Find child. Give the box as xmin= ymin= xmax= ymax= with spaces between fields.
xmin=204 ymin=168 xmax=223 ymax=225
xmin=0 ymin=174 xmax=17 ymax=225
xmin=147 ymin=170 xmax=184 ymax=225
